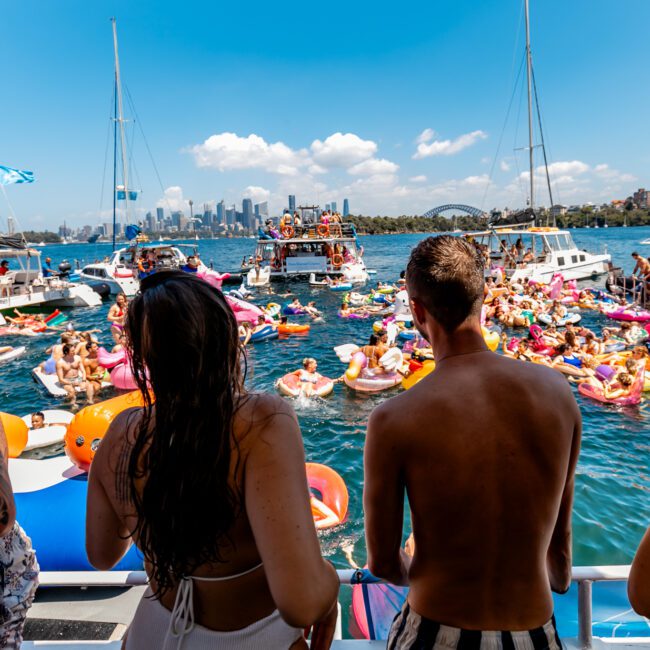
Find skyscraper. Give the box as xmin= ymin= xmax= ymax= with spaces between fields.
xmin=156 ymin=207 xmax=164 ymax=226
xmin=331 ymin=201 xmax=337 ymax=213
xmin=256 ymin=201 xmax=269 ymax=218
xmin=216 ymin=200 xmax=226 ymax=225
xmin=288 ymin=195 xmax=296 ymax=213
xmin=343 ymin=198 xmax=350 ymax=217
xmin=325 ymin=203 xmax=331 ymax=212
xmin=242 ymin=198 xmax=254 ymax=230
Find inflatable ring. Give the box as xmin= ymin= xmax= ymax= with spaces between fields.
xmin=64 ymin=391 xmax=146 ymax=472
xmin=277 ymin=323 xmax=310 ymax=334
xmin=402 ymin=360 xmax=435 ymax=390
xmin=0 ymin=412 xmax=28 ymax=458
xmin=276 ymin=372 xmax=333 ymax=397
xmin=332 ymin=254 xmax=343 ymax=268
xmin=317 ymin=224 xmax=330 ymax=237
xmin=281 ymin=225 xmax=294 ymax=239
xmin=306 ymin=463 xmax=348 ymax=529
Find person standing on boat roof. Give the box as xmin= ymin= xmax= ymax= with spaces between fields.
xmin=41 ymin=257 xmax=59 ymax=277
xmin=181 ymin=256 xmax=199 ymax=274
xmin=364 ymin=235 xmax=581 ymax=650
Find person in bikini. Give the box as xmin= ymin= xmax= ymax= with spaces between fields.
xmin=364 ymin=235 xmax=581 ymax=650
xmin=107 ymin=293 xmax=128 ymax=344
xmin=56 ymin=344 xmax=87 ymax=405
xmin=86 ymin=271 xmax=339 ymax=650
xmin=83 ymin=341 xmax=105 ymax=404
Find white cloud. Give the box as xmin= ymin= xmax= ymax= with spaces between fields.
xmin=413 ymin=130 xmax=488 ymax=159
xmin=409 ymin=175 xmax=427 ymax=183
xmin=157 ymin=186 xmax=186 ymax=212
xmin=188 ymin=132 xmax=309 ymax=176
xmin=415 ymin=128 xmax=435 ymax=144
xmin=242 ymin=186 xmax=270 ymax=204
xmin=347 ymin=158 xmax=399 ymax=176
xmin=310 ymin=132 xmax=377 ymax=168
xmin=308 ymin=164 xmax=328 ymax=175
xmin=546 ymin=160 xmax=590 ymax=176
xmin=593 ymin=163 xmax=636 ymax=183
xmin=500 ymin=160 xmax=511 ymax=172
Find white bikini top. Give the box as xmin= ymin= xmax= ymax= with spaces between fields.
xmin=168 ymin=561 xmax=264 ymax=649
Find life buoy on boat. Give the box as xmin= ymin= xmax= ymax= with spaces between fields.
xmin=317 ymin=224 xmax=330 ymax=237
xmin=332 ymin=254 xmax=343 ymax=268
xmin=281 ymin=226 xmax=294 ymax=239
xmin=114 ymin=268 xmax=133 ymax=278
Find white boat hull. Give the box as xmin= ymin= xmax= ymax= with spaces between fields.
xmin=509 ymin=255 xmax=610 ymax=283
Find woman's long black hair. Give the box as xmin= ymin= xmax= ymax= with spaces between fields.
xmin=125 ymin=270 xmax=244 ymax=597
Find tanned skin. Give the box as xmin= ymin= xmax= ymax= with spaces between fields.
xmin=629 ymin=526 xmax=650 ymax=617
xmin=0 ymin=418 xmax=16 ymax=536
xmin=364 ymin=279 xmax=581 ymax=631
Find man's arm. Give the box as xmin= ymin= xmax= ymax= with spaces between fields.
xmin=56 ymin=359 xmax=68 ymax=385
xmin=629 ymin=526 xmax=650 ymax=617
xmin=0 ymin=418 xmax=16 ymax=536
xmin=547 ymin=398 xmax=582 ymax=593
xmin=364 ymin=405 xmax=408 ymax=585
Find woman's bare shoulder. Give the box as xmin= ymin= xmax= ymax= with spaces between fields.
xmin=234 ymin=392 xmax=299 ymax=447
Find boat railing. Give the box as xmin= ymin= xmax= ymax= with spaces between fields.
xmin=36 ymin=565 xmax=635 ymax=648
xmin=268 ymin=222 xmax=357 ymax=241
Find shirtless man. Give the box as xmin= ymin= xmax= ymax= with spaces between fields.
xmin=83 ymin=341 xmax=105 ymax=404
xmin=631 ymin=252 xmax=650 ymax=282
xmin=56 ymin=344 xmax=87 ymax=405
xmin=364 ymin=235 xmax=581 ymax=648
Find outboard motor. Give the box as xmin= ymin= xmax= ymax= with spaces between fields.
xmin=58 ymin=261 xmax=72 ymax=278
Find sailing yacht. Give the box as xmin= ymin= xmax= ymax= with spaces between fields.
xmin=463 ymin=0 xmax=610 ymax=282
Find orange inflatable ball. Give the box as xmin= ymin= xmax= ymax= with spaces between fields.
xmin=0 ymin=412 xmax=28 ymax=458
xmin=64 ymin=391 xmax=146 ymax=472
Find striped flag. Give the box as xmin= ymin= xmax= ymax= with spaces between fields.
xmin=0 ymin=165 xmax=35 ymax=186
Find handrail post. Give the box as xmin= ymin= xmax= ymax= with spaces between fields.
xmin=578 ymin=579 xmax=593 ymax=649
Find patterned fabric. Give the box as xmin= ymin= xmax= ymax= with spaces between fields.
xmin=0 ymin=522 xmax=39 ymax=649
xmin=0 ymin=165 xmax=35 ymax=186
xmin=388 ymin=602 xmax=562 ymax=650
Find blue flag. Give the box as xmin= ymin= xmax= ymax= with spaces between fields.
xmin=116 ymin=189 xmax=138 ymax=200
xmin=0 ymin=165 xmax=35 ymax=186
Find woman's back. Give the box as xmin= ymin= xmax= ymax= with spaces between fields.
xmin=86 ymin=271 xmax=338 ymax=648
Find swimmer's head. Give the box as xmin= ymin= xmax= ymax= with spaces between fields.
xmin=302 ymin=357 xmax=317 ymax=371
xmin=31 ymin=412 xmax=45 ymax=429
xmin=618 ymin=372 xmax=633 ymax=387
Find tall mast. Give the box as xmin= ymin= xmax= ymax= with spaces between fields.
xmin=525 ymin=0 xmax=535 ymax=213
xmin=111 ymin=18 xmax=130 ymax=232
xmin=112 ymin=64 xmax=117 ymax=251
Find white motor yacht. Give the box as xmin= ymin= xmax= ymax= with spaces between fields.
xmin=0 ymin=243 xmax=101 ymax=310
xmin=463 ymin=224 xmax=611 ymax=283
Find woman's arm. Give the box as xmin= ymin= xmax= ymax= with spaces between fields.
xmin=245 ymin=397 xmax=338 ymax=629
xmin=0 ymin=421 xmax=16 ymax=536
xmin=630 ymin=526 xmax=650 ymax=616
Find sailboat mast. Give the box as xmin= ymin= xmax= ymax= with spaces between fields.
xmin=112 ymin=69 xmax=117 ymax=251
xmin=525 ymin=0 xmax=535 ymax=214
xmin=111 ymin=18 xmax=130 ymax=229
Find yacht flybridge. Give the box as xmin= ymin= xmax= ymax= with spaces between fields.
xmin=247 ymin=221 xmax=368 ymax=286
xmin=464 ymin=224 xmax=611 ymax=283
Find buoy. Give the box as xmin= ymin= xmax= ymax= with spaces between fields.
xmin=64 ymin=391 xmax=146 ymax=471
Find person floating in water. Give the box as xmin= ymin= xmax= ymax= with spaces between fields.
xmin=364 ymin=235 xmax=581 ymax=650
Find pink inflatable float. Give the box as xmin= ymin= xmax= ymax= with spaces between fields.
xmin=602 ymin=306 xmax=650 ymax=323
xmin=225 ymin=295 xmax=272 ymax=325
xmin=196 ymin=269 xmax=231 ymax=290
xmin=578 ymin=370 xmax=644 ymax=406
xmin=97 ymin=347 xmax=126 ymax=369
xmin=97 ymin=348 xmax=139 ymax=390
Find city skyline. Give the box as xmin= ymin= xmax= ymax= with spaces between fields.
xmin=1 ymin=0 xmax=649 ymax=230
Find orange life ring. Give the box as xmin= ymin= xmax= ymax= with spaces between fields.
xmin=64 ymin=391 xmax=146 ymax=472
xmin=317 ymin=224 xmax=330 ymax=237
xmin=332 ymin=254 xmax=343 ymax=268
xmin=306 ymin=462 xmax=348 ymax=529
xmin=114 ymin=268 xmax=133 ymax=278
xmin=281 ymin=225 xmax=294 ymax=239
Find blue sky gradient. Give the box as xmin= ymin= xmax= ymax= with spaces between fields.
xmin=2 ymin=0 xmax=649 ymax=228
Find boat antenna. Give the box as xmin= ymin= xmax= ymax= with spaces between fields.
xmin=524 ymin=0 xmax=535 ymax=217
xmin=111 ymin=17 xmax=130 ymax=246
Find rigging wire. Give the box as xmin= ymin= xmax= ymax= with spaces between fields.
xmin=531 ymin=64 xmax=556 ymax=213
xmin=98 ymin=82 xmax=116 ymax=225
xmin=480 ymin=52 xmax=526 ymax=211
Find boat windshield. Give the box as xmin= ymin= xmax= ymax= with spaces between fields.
xmin=545 ymin=233 xmax=576 ymax=251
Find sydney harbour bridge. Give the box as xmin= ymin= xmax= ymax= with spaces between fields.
xmin=421 ymin=204 xmax=488 ymax=219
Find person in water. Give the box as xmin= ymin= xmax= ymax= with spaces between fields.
xmin=364 ymin=235 xmax=581 ymax=649
xmin=294 ymin=357 xmax=321 ymax=397
xmin=107 ymin=293 xmax=128 ymax=344
xmin=86 ymin=271 xmax=338 ymax=649
xmin=0 ymin=420 xmax=39 ymax=648
xmin=30 ymin=412 xmax=45 ymax=430
xmin=56 ymin=344 xmax=87 ymax=405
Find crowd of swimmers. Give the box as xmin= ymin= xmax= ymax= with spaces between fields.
xmin=1 ymin=237 xmax=650 ymax=648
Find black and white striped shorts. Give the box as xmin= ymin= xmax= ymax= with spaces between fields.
xmin=387 ymin=602 xmax=562 ymax=650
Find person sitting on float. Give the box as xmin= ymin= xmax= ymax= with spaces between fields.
xmin=238 ymin=321 xmax=252 ymax=346
xmin=251 ymin=314 xmax=270 ymax=336
xmin=550 ymin=300 xmax=568 ymax=324
xmin=360 ymin=331 xmax=390 ymax=371
xmin=304 ymin=301 xmax=321 ymax=319
xmin=181 ymin=256 xmax=199 ymax=274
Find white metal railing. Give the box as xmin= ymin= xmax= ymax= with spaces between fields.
xmin=37 ymin=565 xmax=634 ymax=649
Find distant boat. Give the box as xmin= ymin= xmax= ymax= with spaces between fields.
xmin=37 ymin=241 xmax=45 ymax=247
xmin=640 ymin=238 xmax=650 ymax=245
xmin=88 ymin=234 xmax=101 ymax=244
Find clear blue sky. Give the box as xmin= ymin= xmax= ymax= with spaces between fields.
xmin=2 ymin=0 xmax=649 ymax=229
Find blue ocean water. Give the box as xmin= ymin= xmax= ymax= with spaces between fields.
xmin=5 ymin=226 xmax=649 ymax=576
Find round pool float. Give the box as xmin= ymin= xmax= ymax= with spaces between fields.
xmin=265 ymin=302 xmax=281 ymax=319
xmin=344 ymin=370 xmax=402 ymax=393
xmin=537 ymin=312 xmax=582 ymax=326
xmin=306 ymin=462 xmax=348 ymax=529
xmin=603 ymin=306 xmax=650 ymax=323
xmin=277 ymin=323 xmax=310 ymax=335
xmin=276 ymin=372 xmax=334 ymax=398
xmin=577 ymin=371 xmax=644 ymax=406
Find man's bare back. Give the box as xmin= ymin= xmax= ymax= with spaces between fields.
xmin=364 ymin=235 xmax=581 ymax=639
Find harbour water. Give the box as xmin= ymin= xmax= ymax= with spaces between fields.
xmin=5 ymin=226 xmax=650 ymax=577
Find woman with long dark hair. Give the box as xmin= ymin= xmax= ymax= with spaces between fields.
xmin=86 ymin=271 xmax=338 ymax=649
